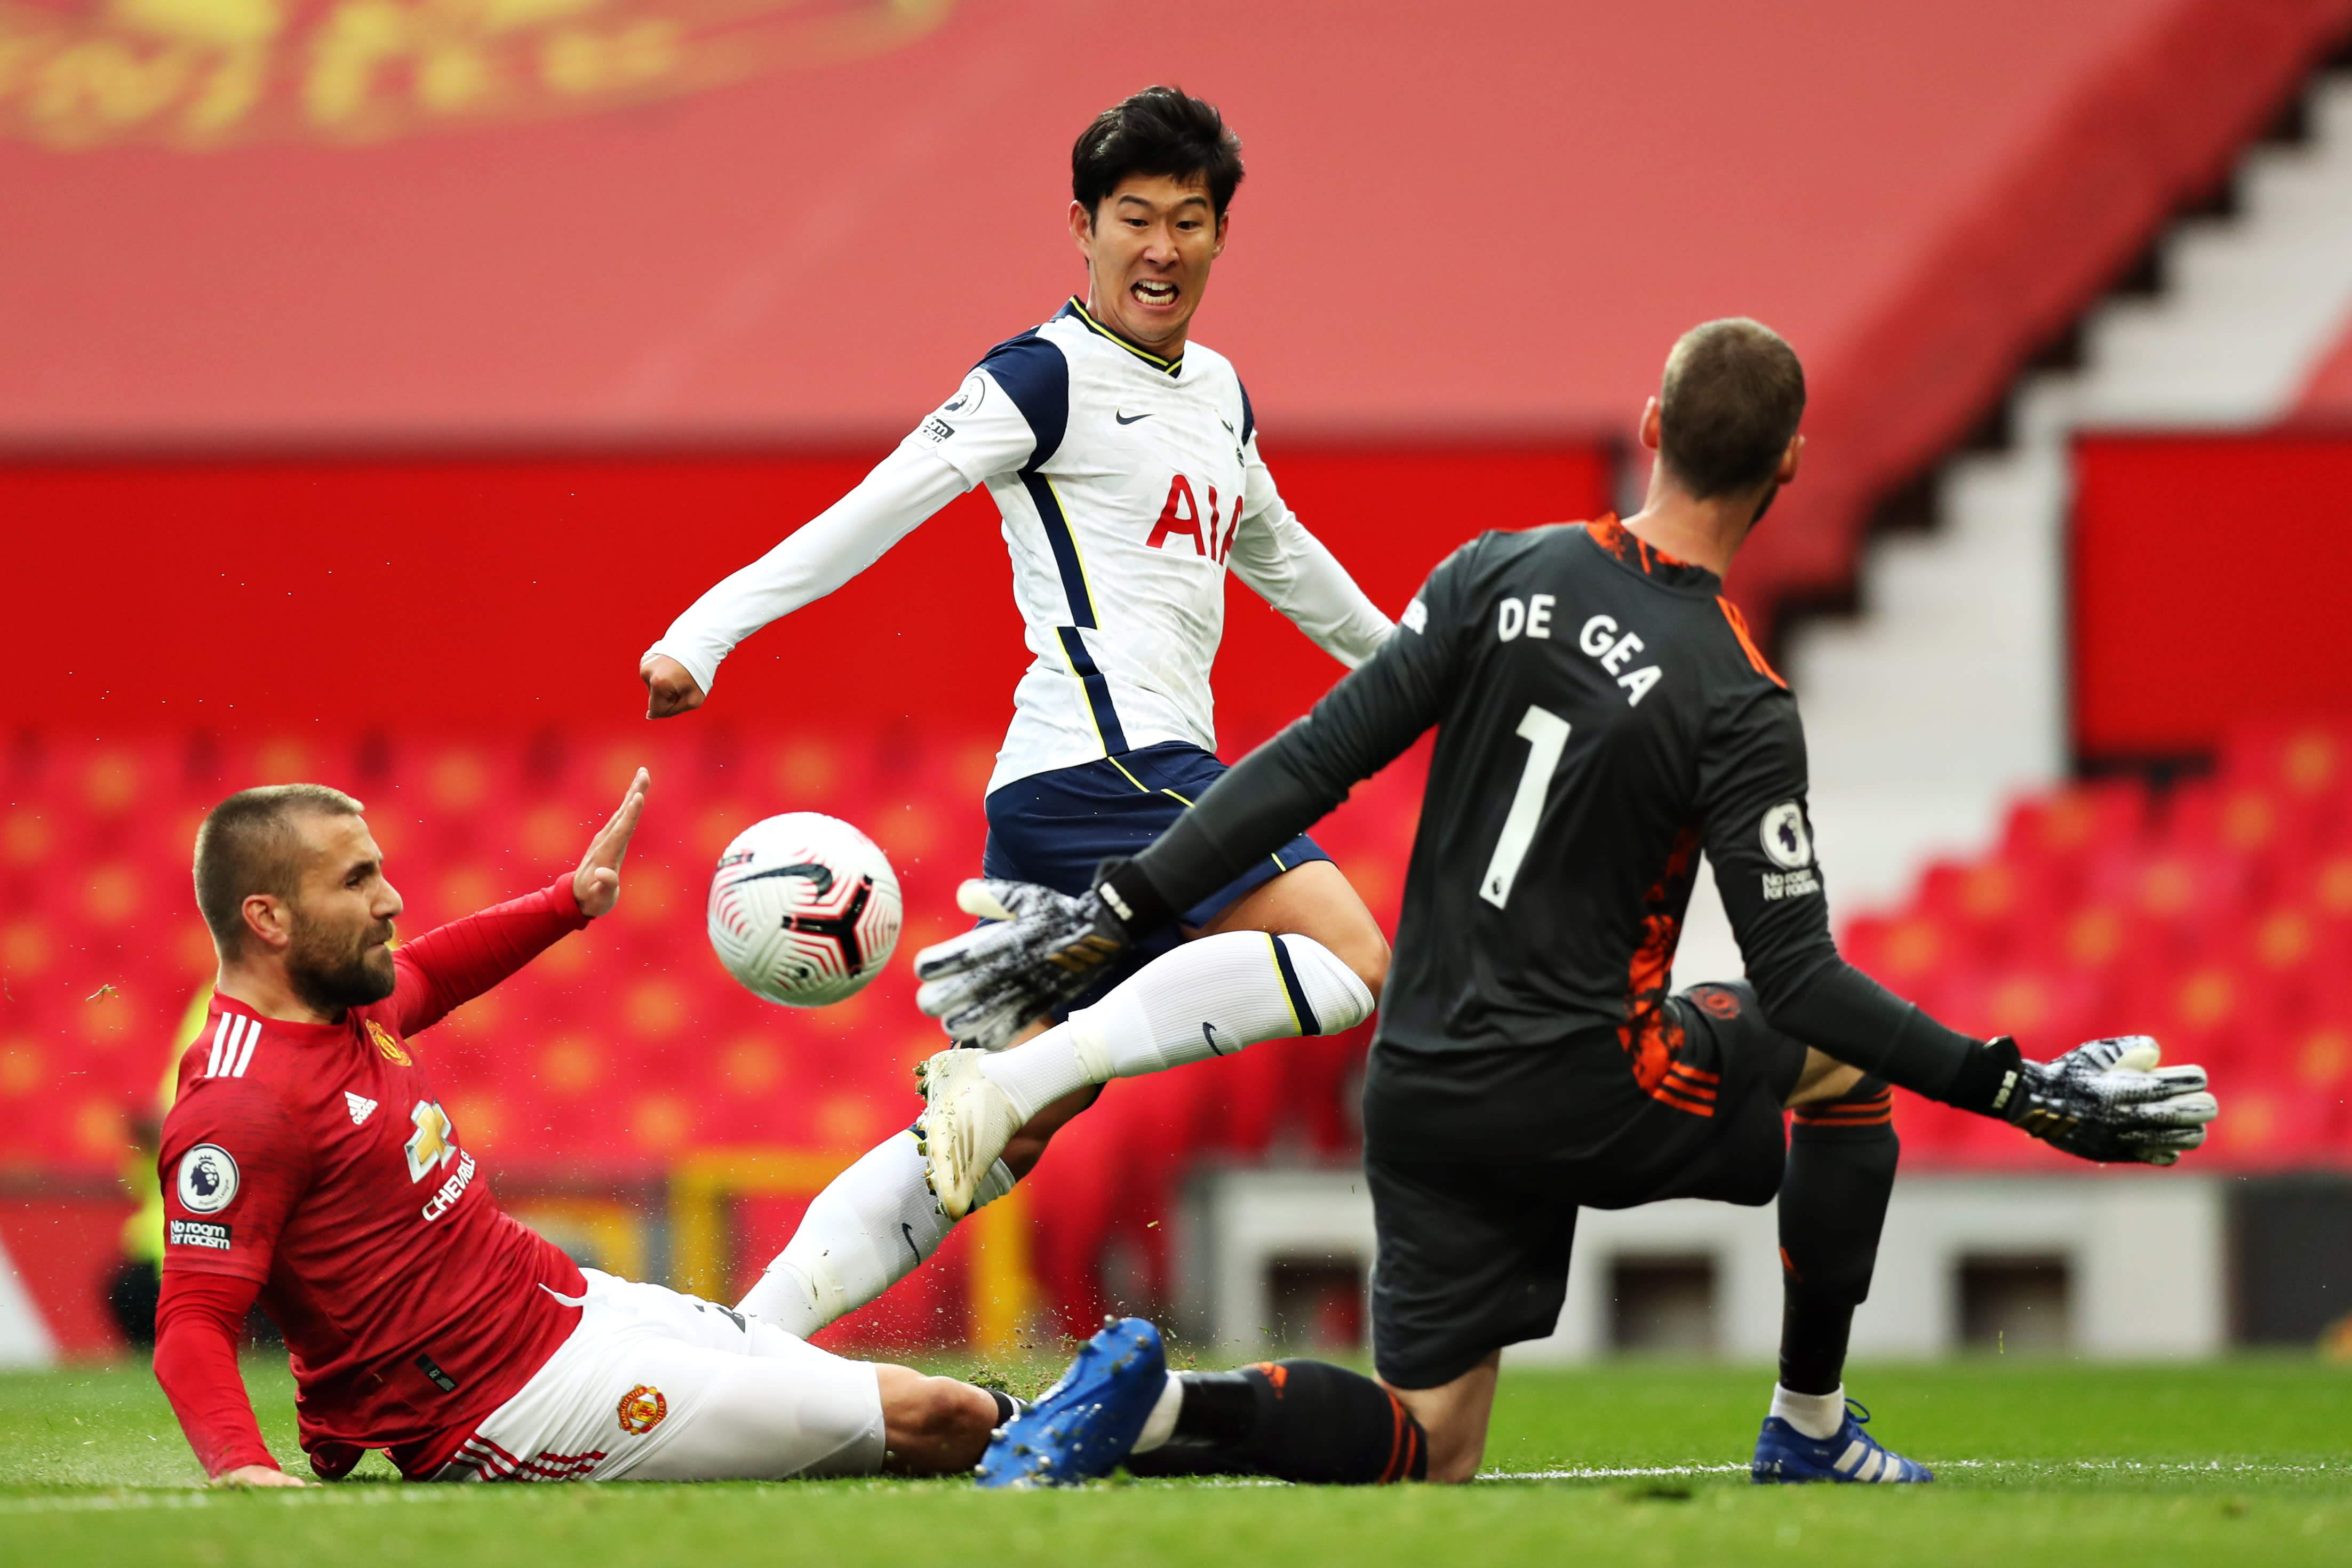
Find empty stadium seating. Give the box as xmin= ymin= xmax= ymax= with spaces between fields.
xmin=1844 ymin=723 xmax=2352 ymax=1169
xmin=8 ymin=717 xmax=2343 ymax=1340
xmin=0 ymin=726 xmax=1422 ymax=1171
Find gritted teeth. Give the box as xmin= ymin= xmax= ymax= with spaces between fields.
xmin=1133 ymin=280 xmax=1178 ymax=303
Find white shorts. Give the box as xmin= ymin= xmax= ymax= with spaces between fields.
xmin=436 ymin=1270 xmax=886 ymax=1482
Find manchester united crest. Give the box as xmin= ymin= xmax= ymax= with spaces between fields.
xmin=366 ymin=1019 xmax=410 ymax=1067
xmin=0 ymin=0 xmax=955 ymax=149
xmin=616 ymin=1383 xmax=667 ymax=1435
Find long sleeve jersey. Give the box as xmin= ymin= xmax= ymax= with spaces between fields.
xmin=1112 ymin=519 xmax=1983 ymax=1146
xmin=645 ymin=298 xmax=1396 ymax=795
xmin=153 ymin=881 xmax=592 ymax=1479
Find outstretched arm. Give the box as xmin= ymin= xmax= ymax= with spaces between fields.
xmin=1699 ymin=691 xmax=2212 ymax=1161
xmin=1113 ymin=591 xmax=1442 ymax=925
xmin=1224 ymin=439 xmax=1394 ymax=670
xmin=642 ymin=446 xmax=970 ymax=715
xmin=390 ymin=769 xmax=647 ymax=1034
xmin=642 ymin=348 xmax=1056 ymax=716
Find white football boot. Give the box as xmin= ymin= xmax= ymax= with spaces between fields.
xmin=915 ymin=1049 xmax=1027 ymax=1219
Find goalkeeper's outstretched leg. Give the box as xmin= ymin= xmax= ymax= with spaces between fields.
xmin=976 ymin=1317 xmax=1428 ymax=1489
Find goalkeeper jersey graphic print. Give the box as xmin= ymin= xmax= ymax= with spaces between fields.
xmin=157 ymin=884 xmax=591 ymax=1476
xmin=910 ymin=299 xmax=1393 ymax=794
xmin=1356 ymin=517 xmax=1829 ymax=1073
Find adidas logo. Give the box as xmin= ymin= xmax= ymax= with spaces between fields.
xmin=346 ymin=1092 xmax=379 ymax=1126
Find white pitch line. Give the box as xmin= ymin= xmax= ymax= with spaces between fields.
xmin=1488 ymin=1464 xmax=1749 ymax=1481
xmin=1488 ymin=1459 xmax=2352 ymax=1482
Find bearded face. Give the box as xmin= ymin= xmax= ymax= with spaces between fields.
xmin=283 ymin=894 xmax=397 ymax=1015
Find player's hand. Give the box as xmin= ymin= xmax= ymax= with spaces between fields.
xmin=642 ymin=654 xmax=706 ymax=719
xmin=213 ymin=1464 xmax=309 ymax=1487
xmin=2000 ymin=1035 xmax=2217 ymax=1165
xmin=912 ymin=879 xmax=1133 ymax=1049
xmin=573 ymin=768 xmax=650 ymax=918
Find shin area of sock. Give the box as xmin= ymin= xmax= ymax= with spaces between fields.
xmin=1777 ymin=1283 xmax=1856 ymax=1397
xmin=736 ymin=1130 xmax=952 ymax=1335
xmin=1222 ymin=1361 xmax=1426 ymax=1485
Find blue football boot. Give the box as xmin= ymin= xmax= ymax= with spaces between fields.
xmin=1751 ymin=1399 xmax=1933 ymax=1483
xmin=975 ymin=1316 xmax=1166 ymax=1489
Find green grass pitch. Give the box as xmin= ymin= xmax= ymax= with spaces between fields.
xmin=0 ymin=1354 xmax=2345 ymax=1566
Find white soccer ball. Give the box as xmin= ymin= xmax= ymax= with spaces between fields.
xmin=707 ymin=813 xmax=903 ymax=1007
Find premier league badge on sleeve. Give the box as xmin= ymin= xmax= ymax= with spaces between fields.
xmin=176 ymin=1144 xmax=241 ymax=1214
xmin=1759 ymin=802 xmax=1822 ymax=901
xmin=942 ymin=373 xmax=987 ymax=416
xmin=1759 ymin=801 xmax=1813 ymax=869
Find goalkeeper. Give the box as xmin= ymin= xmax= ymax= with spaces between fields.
xmin=913 ymin=318 xmax=2219 ymax=1487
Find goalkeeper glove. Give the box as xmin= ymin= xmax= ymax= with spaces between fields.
xmin=912 ymin=877 xmax=1137 ymax=1050
xmin=1991 ymin=1034 xmax=2218 ymax=1165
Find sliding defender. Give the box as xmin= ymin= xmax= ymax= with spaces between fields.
xmin=152 ymin=776 xmax=1012 ymax=1485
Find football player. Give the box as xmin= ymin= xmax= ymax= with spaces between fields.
xmin=152 ymin=776 xmax=1014 ymax=1484
xmin=641 ymin=87 xmax=1392 ymax=1338
xmin=912 ymin=319 xmax=2220 ymax=1486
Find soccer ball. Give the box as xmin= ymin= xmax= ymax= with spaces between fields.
xmin=707 ymin=813 xmax=903 ymax=1007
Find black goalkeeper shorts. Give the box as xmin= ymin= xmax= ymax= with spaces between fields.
xmin=1362 ymin=981 xmax=1808 ymax=1390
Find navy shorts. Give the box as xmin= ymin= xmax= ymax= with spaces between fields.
xmin=983 ymin=741 xmax=1332 ymax=1010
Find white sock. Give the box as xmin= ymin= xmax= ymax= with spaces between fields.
xmin=1129 ymin=1373 xmax=1185 ymax=1454
xmin=734 ymin=1127 xmax=1014 ymax=1337
xmin=977 ymin=931 xmax=1375 ymax=1123
xmin=1771 ymin=1382 xmax=1846 ymax=1441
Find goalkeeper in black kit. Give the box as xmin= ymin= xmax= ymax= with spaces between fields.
xmin=915 ymin=318 xmax=2218 ymax=1487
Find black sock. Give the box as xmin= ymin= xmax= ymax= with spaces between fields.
xmin=1779 ymin=1286 xmax=1855 ymax=1396
xmin=987 ymin=1389 xmax=1027 ymax=1429
xmin=1124 ymin=1361 xmax=1427 ymax=1484
xmin=1779 ymin=1079 xmax=1899 ymax=1396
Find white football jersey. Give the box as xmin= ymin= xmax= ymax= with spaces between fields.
xmin=648 ymin=298 xmax=1394 ymax=795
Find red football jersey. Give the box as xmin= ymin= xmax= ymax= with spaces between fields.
xmin=158 ymin=882 xmax=591 ymax=1477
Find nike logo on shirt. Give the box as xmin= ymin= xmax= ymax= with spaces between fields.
xmin=1114 ymin=410 xmax=1153 ymax=425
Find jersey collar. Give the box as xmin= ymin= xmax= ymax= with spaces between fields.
xmin=1581 ymin=514 xmax=1720 ymax=593
xmin=206 ymin=992 xmax=364 ymax=1044
xmin=1057 ymin=297 xmax=1184 ymax=377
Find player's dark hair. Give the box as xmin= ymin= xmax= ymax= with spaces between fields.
xmin=193 ymin=784 xmax=365 ymax=958
xmin=1657 ymin=318 xmax=1807 ymax=500
xmin=1072 ymin=86 xmax=1244 ymax=219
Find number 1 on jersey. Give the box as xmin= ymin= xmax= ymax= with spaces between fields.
xmin=1479 ymin=705 xmax=1572 ymax=908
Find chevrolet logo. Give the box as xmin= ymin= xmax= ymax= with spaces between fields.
xmin=404 ymin=1101 xmax=459 ymax=1184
